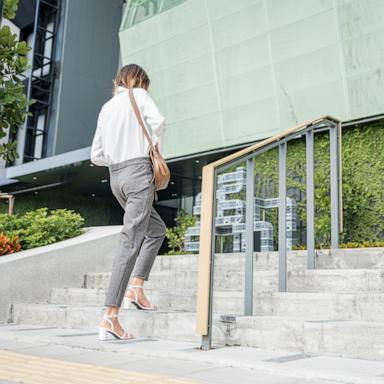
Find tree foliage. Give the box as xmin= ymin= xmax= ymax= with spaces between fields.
xmin=0 ymin=0 xmax=33 ymax=162
xmin=3 ymin=0 xmax=19 ymax=20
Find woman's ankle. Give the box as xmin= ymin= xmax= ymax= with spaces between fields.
xmin=131 ymin=277 xmax=145 ymax=287
xmin=105 ymin=305 xmax=119 ymax=316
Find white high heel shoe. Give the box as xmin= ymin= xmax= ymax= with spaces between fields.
xmin=123 ymin=285 xmax=156 ymax=311
xmin=98 ymin=313 xmax=134 ymax=341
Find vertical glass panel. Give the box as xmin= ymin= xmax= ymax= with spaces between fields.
xmin=211 ymin=161 xmax=247 ymax=347
xmin=314 ymin=130 xmax=331 ymax=248
xmin=183 ymin=193 xmax=201 ymax=254
xmin=215 ymin=162 xmax=246 ymax=255
xmin=286 ymin=135 xmax=306 ymax=251
xmin=42 ymin=21 xmax=54 ymax=77
xmin=212 ymin=161 xmax=246 ymax=320
xmin=121 ymin=0 xmax=188 ymax=30
xmin=254 ymin=147 xmax=279 ymax=252
xmin=252 ymin=147 xmax=280 ymax=302
xmin=34 ymin=133 xmax=44 ymax=160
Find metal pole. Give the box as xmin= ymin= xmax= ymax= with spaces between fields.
xmin=8 ymin=195 xmax=15 ymax=215
xmin=201 ymin=169 xmax=218 ymax=350
xmin=330 ymin=125 xmax=340 ymax=248
xmin=20 ymin=0 xmax=40 ymax=162
xmin=306 ymin=130 xmax=315 ymax=268
xmin=278 ymin=143 xmax=287 ymax=291
xmin=244 ymin=157 xmax=255 ymax=315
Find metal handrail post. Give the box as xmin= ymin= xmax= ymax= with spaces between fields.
xmin=306 ymin=130 xmax=315 ymax=269
xmin=244 ymin=157 xmax=255 ymax=314
xmin=330 ymin=124 xmax=340 ymax=248
xmin=278 ymin=142 xmax=287 ymax=291
xmin=197 ymin=165 xmax=216 ymax=350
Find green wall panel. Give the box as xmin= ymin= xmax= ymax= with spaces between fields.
xmin=266 ymin=0 xmax=334 ymax=29
xmin=215 ymin=35 xmax=271 ymax=79
xmin=119 ymin=0 xmax=384 ymax=159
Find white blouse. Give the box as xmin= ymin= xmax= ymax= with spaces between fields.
xmin=90 ymin=86 xmax=166 ymax=167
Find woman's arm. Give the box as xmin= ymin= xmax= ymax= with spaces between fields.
xmin=90 ymin=111 xmax=108 ymax=166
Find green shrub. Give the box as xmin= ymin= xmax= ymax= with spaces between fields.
xmin=0 ymin=208 xmax=84 ymax=251
xmin=166 ymin=209 xmax=196 ymax=255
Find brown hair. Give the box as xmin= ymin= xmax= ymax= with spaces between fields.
xmin=112 ymin=64 xmax=150 ymax=95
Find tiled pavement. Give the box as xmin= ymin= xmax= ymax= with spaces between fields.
xmin=0 ymin=324 xmax=383 ymax=384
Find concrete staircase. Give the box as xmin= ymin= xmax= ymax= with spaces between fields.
xmin=8 ymin=249 xmax=384 ymax=361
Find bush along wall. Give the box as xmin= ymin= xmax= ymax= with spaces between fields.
xmin=224 ymin=120 xmax=384 ymax=249
xmin=0 ymin=208 xmax=85 ymax=255
xmin=0 ymin=187 xmax=121 ymax=227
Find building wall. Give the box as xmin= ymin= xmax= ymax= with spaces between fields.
xmin=53 ymin=0 xmax=123 ymax=155
xmin=118 ymin=0 xmax=384 ymax=160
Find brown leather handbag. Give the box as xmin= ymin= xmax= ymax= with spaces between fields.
xmin=128 ymin=88 xmax=170 ymax=191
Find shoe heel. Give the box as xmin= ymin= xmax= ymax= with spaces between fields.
xmin=98 ymin=327 xmax=108 ymax=341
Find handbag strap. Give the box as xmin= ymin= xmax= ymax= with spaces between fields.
xmin=128 ymin=88 xmax=157 ymax=153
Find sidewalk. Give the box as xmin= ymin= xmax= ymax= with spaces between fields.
xmin=0 ymin=324 xmax=383 ymax=384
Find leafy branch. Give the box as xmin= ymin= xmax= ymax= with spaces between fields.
xmin=0 ymin=0 xmax=34 ymax=162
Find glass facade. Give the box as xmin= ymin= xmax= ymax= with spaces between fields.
xmin=120 ymin=0 xmax=187 ymax=30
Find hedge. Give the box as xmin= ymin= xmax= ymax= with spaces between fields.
xmin=0 ymin=208 xmax=84 ymax=254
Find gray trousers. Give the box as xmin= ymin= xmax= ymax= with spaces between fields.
xmin=104 ymin=156 xmax=166 ymax=307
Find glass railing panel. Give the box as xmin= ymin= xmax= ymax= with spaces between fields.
xmin=314 ymin=130 xmax=331 ymax=249
xmin=212 ymin=161 xmax=246 ymax=321
xmin=286 ymin=135 xmax=306 ymax=256
xmin=197 ymin=117 xmax=342 ymax=349
xmin=251 ymin=147 xmax=281 ymax=305
xmin=120 ymin=0 xmax=188 ymax=30
xmin=253 ymin=147 xmax=280 ymax=254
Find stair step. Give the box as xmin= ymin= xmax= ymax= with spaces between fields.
xmin=83 ymin=269 xmax=384 ymax=293
xmin=50 ymin=288 xmax=384 ymax=321
xmin=226 ymin=315 xmax=384 ymax=361
xmin=10 ymin=303 xmax=199 ymax=342
xmin=251 ymin=292 xmax=384 ymax=321
xmin=10 ymin=303 xmax=384 ymax=360
xmin=148 ymin=249 xmax=384 ymax=273
xmin=83 ymin=270 xmax=277 ymax=291
xmin=289 ymin=269 xmax=384 ymax=293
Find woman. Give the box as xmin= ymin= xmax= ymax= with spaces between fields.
xmin=90 ymin=64 xmax=167 ymax=340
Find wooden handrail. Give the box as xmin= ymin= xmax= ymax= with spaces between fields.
xmin=196 ymin=115 xmax=341 ymax=337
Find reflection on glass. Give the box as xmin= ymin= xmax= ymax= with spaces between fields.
xmin=184 ymin=147 xmax=301 ymax=254
xmin=254 ymin=148 xmax=280 ymax=251
xmin=121 ymin=0 xmax=188 ymax=29
xmin=284 ymin=132 xmax=331 ymax=250
xmin=287 ymin=136 xmax=306 ymax=249
xmin=215 ymin=165 xmax=246 ymax=253
xmin=314 ymin=131 xmax=331 ymax=248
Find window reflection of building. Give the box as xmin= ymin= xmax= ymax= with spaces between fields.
xmin=185 ymin=167 xmax=297 ymax=253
